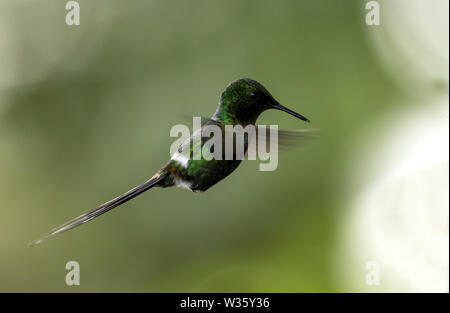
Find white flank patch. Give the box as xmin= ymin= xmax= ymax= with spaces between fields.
xmin=175 ymin=179 xmax=193 ymax=190
xmin=171 ymin=151 xmax=189 ymax=168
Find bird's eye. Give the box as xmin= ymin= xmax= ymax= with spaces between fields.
xmin=248 ymin=92 xmax=257 ymax=99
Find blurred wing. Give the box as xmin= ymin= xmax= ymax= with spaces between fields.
xmin=181 ymin=115 xmax=318 ymax=156
xmin=274 ymin=128 xmax=318 ymax=150
xmin=181 ymin=115 xmax=219 ymax=126
xmin=247 ymin=128 xmax=318 ymax=156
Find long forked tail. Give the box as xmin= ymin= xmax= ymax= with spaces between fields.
xmin=28 ymin=174 xmax=167 ymax=247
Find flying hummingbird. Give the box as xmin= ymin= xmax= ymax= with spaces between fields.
xmin=29 ymin=78 xmax=310 ymax=246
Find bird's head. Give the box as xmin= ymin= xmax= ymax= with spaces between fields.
xmin=214 ymin=78 xmax=309 ymax=125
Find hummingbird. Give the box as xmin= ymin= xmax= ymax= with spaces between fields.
xmin=29 ymin=78 xmax=310 ymax=246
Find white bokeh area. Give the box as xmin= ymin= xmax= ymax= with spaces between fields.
xmin=341 ymin=101 xmax=448 ymax=292
xmin=339 ymin=0 xmax=449 ymax=292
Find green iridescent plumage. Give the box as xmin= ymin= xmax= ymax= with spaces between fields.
xmin=214 ymin=79 xmax=274 ymax=124
xmin=157 ymin=120 xmax=244 ymax=191
xmin=29 ymin=78 xmax=310 ymax=246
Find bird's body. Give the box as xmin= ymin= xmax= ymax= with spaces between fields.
xmin=29 ymin=78 xmax=310 ymax=246
xmin=158 ymin=120 xmax=248 ymax=192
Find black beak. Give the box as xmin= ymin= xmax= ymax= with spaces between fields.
xmin=272 ymin=101 xmax=310 ymax=122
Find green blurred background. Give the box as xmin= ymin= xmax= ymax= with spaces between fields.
xmin=0 ymin=0 xmax=447 ymax=292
